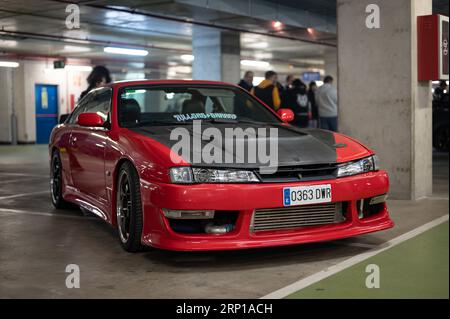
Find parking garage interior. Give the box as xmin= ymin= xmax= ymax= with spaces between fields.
xmin=0 ymin=0 xmax=449 ymax=300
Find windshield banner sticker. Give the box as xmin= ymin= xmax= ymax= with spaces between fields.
xmin=173 ymin=113 xmax=237 ymax=122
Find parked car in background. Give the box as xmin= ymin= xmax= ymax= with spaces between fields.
xmin=433 ymin=95 xmax=449 ymax=152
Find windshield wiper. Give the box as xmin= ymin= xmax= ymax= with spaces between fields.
xmin=138 ymin=119 xmax=284 ymax=126
xmin=200 ymin=118 xmax=240 ymax=124
xmin=139 ymin=121 xmax=193 ymax=126
xmin=200 ymin=118 xmax=286 ymax=125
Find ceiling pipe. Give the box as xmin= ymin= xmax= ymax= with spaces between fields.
xmin=51 ymin=0 xmax=336 ymax=47
xmin=0 ymin=48 xmax=324 ymax=71
xmin=0 ymin=29 xmax=192 ymax=54
xmin=0 ymin=51 xmax=182 ymax=68
xmin=0 ymin=7 xmax=191 ymax=40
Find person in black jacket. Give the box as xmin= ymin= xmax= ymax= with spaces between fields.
xmin=308 ymin=81 xmax=318 ymax=128
xmin=79 ymin=65 xmax=112 ymax=100
xmin=285 ymin=74 xmax=294 ymax=90
xmin=281 ymin=79 xmax=311 ymax=128
xmin=237 ymin=71 xmax=254 ymax=92
xmin=433 ymin=80 xmax=448 ymax=101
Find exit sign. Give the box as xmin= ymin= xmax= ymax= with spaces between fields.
xmin=53 ymin=60 xmax=65 ymax=69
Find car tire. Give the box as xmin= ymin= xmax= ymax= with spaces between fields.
xmin=50 ymin=150 xmax=72 ymax=209
xmin=116 ymin=161 xmax=145 ymax=252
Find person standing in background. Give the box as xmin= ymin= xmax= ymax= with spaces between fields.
xmin=282 ymin=79 xmax=310 ymax=128
xmin=433 ymin=80 xmax=448 ymax=101
xmin=237 ymin=71 xmax=254 ymax=92
xmin=315 ymin=76 xmax=338 ymax=132
xmin=308 ymin=81 xmax=318 ymax=128
xmin=79 ymin=65 xmax=112 ymax=100
xmin=251 ymin=70 xmax=281 ymax=111
xmin=285 ymin=74 xmax=294 ymax=90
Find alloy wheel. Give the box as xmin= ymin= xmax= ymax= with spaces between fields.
xmin=117 ymin=172 xmax=132 ymax=243
xmin=51 ymin=155 xmax=61 ymax=203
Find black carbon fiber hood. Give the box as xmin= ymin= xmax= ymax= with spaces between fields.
xmin=130 ymin=123 xmax=337 ymax=168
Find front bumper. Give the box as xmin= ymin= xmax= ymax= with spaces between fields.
xmin=140 ymin=170 xmax=394 ymax=251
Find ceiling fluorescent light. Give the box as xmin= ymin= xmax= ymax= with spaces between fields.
xmin=180 ymin=54 xmax=194 ymax=62
xmin=247 ymin=42 xmax=269 ymax=49
xmin=240 ymin=60 xmax=270 ymax=68
xmin=0 ymin=61 xmax=20 ymax=68
xmin=65 ymin=65 xmax=93 ymax=72
xmin=62 ymin=45 xmax=91 ymax=53
xmin=104 ymin=46 xmax=149 ymax=56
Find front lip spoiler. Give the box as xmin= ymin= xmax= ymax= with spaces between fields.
xmin=145 ymin=216 xmax=394 ymax=251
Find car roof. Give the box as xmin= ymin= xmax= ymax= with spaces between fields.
xmin=108 ymin=79 xmax=240 ymax=89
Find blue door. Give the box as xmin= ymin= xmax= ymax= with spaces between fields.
xmin=35 ymin=84 xmax=58 ymax=144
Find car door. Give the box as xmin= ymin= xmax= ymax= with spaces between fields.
xmin=62 ymin=96 xmax=90 ymax=189
xmin=68 ymin=88 xmax=112 ymax=203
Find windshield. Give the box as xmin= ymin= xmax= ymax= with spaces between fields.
xmin=118 ymin=85 xmax=281 ymax=127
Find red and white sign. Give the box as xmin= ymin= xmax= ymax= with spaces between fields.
xmin=418 ymin=14 xmax=449 ymax=81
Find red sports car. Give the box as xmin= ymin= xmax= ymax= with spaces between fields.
xmin=49 ymin=80 xmax=393 ymax=252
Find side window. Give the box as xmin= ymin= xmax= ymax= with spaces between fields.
xmin=67 ymin=88 xmax=112 ymax=125
xmin=84 ymin=88 xmax=112 ymax=122
xmin=68 ymin=98 xmax=90 ymax=124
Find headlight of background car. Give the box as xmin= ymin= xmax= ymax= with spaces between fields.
xmin=337 ymin=155 xmax=380 ymax=177
xmin=169 ymin=167 xmax=260 ymax=183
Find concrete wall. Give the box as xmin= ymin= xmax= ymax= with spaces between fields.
xmin=0 ymin=68 xmax=13 ymax=143
xmin=0 ymin=60 xmax=90 ymax=143
xmin=337 ymin=0 xmax=432 ymax=199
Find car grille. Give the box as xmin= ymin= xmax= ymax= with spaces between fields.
xmin=256 ymin=164 xmax=338 ymax=183
xmin=251 ymin=203 xmax=344 ymax=232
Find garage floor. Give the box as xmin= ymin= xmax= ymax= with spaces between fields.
xmin=0 ymin=145 xmax=448 ymax=298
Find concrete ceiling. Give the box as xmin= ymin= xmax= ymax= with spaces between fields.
xmin=269 ymin=0 xmax=448 ymax=16
xmin=0 ymin=0 xmax=338 ymax=78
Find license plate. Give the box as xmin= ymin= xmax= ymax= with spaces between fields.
xmin=283 ymin=184 xmax=332 ymax=206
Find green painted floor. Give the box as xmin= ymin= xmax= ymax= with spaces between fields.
xmin=288 ymin=221 xmax=449 ymax=299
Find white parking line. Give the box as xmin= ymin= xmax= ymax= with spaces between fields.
xmin=330 ymin=241 xmax=380 ymax=249
xmin=0 ymin=191 xmax=49 ymax=200
xmin=0 ymin=177 xmax=46 ymax=184
xmin=0 ymin=172 xmax=48 ymax=178
xmin=424 ymin=196 xmax=449 ymax=201
xmin=260 ymin=214 xmax=449 ymax=299
xmin=0 ymin=208 xmax=97 ymax=220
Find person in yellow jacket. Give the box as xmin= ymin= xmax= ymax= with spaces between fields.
xmin=251 ymin=70 xmax=281 ymax=111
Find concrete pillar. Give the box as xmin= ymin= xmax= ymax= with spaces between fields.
xmin=192 ymin=26 xmax=240 ymax=83
xmin=0 ymin=68 xmax=12 ymax=143
xmin=144 ymin=62 xmax=166 ymax=80
xmin=324 ymin=49 xmax=338 ymax=86
xmin=337 ymin=0 xmax=432 ymax=199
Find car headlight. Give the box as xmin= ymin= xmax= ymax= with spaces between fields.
xmin=169 ymin=167 xmax=260 ymax=183
xmin=337 ymin=155 xmax=380 ymax=177
xmin=169 ymin=167 xmax=194 ymax=184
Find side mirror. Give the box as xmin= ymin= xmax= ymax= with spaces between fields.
xmin=277 ymin=108 xmax=295 ymax=123
xmin=59 ymin=114 xmax=70 ymax=124
xmin=77 ymin=113 xmax=104 ymax=127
